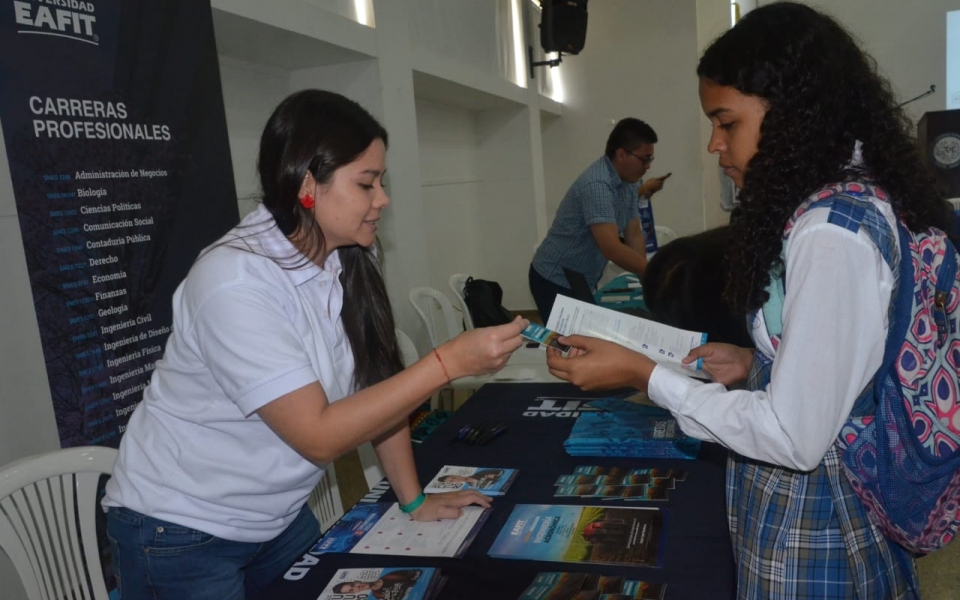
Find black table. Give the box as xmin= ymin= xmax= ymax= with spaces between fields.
xmin=258 ymin=383 xmax=735 ymax=599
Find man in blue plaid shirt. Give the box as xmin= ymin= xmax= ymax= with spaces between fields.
xmin=528 ymin=118 xmax=669 ymax=321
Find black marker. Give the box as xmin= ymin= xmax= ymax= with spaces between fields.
xmin=477 ymin=424 xmax=509 ymax=446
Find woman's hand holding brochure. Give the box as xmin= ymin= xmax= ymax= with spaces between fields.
xmin=542 ymin=296 xmax=714 ymax=392
xmin=682 ymin=342 xmax=754 ymax=386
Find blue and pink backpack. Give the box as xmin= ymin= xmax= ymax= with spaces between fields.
xmin=775 ymin=181 xmax=960 ymax=555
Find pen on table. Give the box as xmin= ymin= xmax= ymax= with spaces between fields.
xmin=466 ymin=425 xmax=486 ymax=445
xmin=477 ymin=424 xmax=508 ymax=446
xmin=447 ymin=425 xmax=473 ymax=445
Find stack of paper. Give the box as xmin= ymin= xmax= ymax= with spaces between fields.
xmin=563 ymin=398 xmax=701 ymax=460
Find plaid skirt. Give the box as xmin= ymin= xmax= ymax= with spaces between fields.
xmin=726 ymin=354 xmax=917 ymax=599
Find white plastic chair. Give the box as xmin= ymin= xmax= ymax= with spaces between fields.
xmin=353 ymin=328 xmax=420 ymax=490
xmin=446 ymin=278 xmax=548 ymax=367
xmin=409 ymin=287 xmax=462 ymax=347
xmin=599 ymin=226 xmax=679 ymax=287
xmin=0 ymin=446 xmax=117 ymax=600
xmin=598 ymin=261 xmax=628 ymax=288
xmin=448 ymin=273 xmax=475 ymax=330
xmin=306 ymin=463 xmax=344 ymax=534
xmin=408 ymin=287 xmax=486 ymax=394
xmin=396 ymin=329 xmax=420 ymax=369
xmin=408 ymin=287 xmax=561 ymax=388
xmin=655 ymin=225 xmax=678 ymax=246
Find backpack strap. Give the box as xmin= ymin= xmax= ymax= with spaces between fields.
xmin=762 ymin=182 xmax=900 ymax=342
xmin=759 ymin=183 xmax=900 ymax=416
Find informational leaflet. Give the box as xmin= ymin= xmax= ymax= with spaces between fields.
xmin=517 ymin=571 xmax=666 ymax=600
xmin=317 ymin=567 xmax=445 ymax=600
xmin=488 ymin=504 xmax=666 ymax=568
xmin=423 ymin=465 xmax=518 ymax=496
xmin=546 ymin=296 xmax=708 ymax=378
xmin=0 ymin=2 xmax=239 ymax=447
xmin=312 ymin=503 xmax=490 ymax=558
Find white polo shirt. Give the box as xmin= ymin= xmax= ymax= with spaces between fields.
xmin=103 ymin=205 xmax=355 ymax=542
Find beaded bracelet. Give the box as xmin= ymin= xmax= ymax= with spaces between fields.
xmin=399 ymin=491 xmax=427 ymax=514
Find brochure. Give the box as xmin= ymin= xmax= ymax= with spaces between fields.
xmin=546 ymin=295 xmax=708 ymax=378
xmin=317 ymin=566 xmax=445 ymax=600
xmin=488 ymin=504 xmax=666 ymax=568
xmin=312 ymin=502 xmax=489 ymax=558
xmin=517 ymin=571 xmax=666 ymax=600
xmin=554 ymin=466 xmax=688 ymax=502
xmin=564 ymin=403 xmax=701 ymax=460
xmin=423 ymin=465 xmax=518 ymax=496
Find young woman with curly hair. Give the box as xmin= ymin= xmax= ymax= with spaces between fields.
xmin=546 ymin=3 xmax=952 ymax=598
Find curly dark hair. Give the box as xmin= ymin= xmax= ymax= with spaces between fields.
xmin=697 ymin=2 xmax=951 ymax=313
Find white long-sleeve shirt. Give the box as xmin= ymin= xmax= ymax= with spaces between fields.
xmin=648 ymin=196 xmax=898 ymax=471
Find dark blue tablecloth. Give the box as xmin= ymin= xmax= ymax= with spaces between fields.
xmin=256 ymin=383 xmax=735 ymax=600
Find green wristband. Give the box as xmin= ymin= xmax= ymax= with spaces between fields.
xmin=399 ymin=492 xmax=427 ymax=514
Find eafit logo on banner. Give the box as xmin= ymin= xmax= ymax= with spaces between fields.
xmin=12 ymin=0 xmax=98 ymax=45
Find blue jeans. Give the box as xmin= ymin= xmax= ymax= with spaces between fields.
xmin=106 ymin=505 xmax=320 ymax=600
xmin=528 ymin=264 xmax=573 ymax=323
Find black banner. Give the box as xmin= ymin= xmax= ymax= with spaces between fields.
xmin=0 ymin=0 xmax=238 ymax=448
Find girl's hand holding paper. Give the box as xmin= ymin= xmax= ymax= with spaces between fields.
xmin=682 ymin=343 xmax=753 ymax=386
xmin=546 ymin=335 xmax=656 ymax=392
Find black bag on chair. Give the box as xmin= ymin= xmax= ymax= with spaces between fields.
xmin=463 ymin=277 xmax=513 ymax=327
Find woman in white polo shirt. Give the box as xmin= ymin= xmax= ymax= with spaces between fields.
xmin=102 ymin=89 xmax=527 ymax=600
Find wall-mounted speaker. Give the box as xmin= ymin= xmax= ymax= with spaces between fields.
xmin=540 ymin=0 xmax=588 ymax=55
xmin=919 ymin=109 xmax=960 ymax=200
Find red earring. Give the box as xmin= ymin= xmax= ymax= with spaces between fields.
xmin=300 ymin=194 xmax=315 ymax=209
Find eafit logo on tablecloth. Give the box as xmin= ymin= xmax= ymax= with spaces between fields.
xmin=12 ymin=0 xmax=99 ymax=46
xmin=524 ymin=397 xmax=601 ymax=418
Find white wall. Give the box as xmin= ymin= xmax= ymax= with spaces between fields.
xmin=417 ymin=99 xmax=485 ymax=292
xmin=949 ymin=10 xmax=959 ymax=110
xmin=796 ymin=0 xmax=955 ymax=122
xmin=219 ymin=59 xmax=290 ymax=217
xmin=541 ymin=0 xmax=711 ymax=238
xmin=476 ymin=106 xmax=538 ymax=308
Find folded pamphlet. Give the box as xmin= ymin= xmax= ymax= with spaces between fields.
xmin=424 ymin=465 xmax=518 ymax=496
xmin=488 ymin=504 xmax=666 ymax=568
xmin=546 ymin=295 xmax=709 ymax=379
xmin=317 ymin=566 xmax=446 ymax=600
xmin=516 ymin=571 xmax=666 ymax=600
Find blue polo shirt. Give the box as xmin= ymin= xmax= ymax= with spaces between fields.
xmin=532 ymin=156 xmax=641 ymax=289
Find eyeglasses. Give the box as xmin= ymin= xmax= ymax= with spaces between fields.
xmin=628 ymin=151 xmax=655 ymax=166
